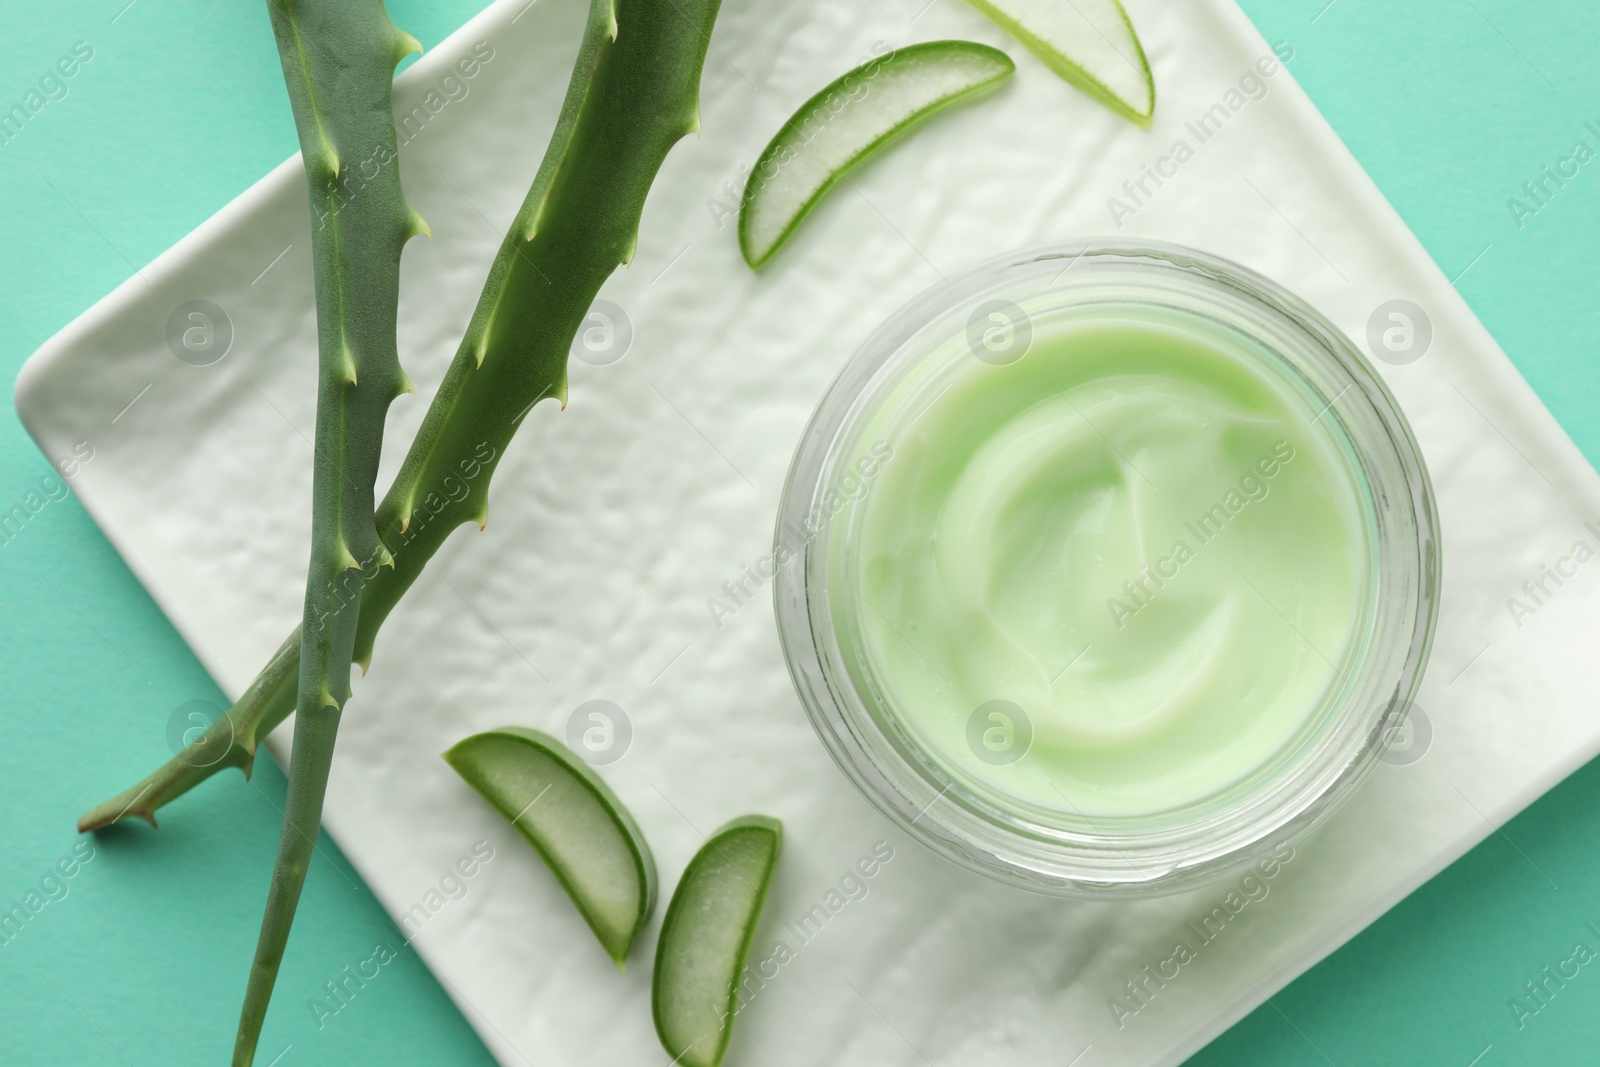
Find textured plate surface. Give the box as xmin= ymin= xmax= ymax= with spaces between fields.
xmin=17 ymin=0 xmax=1600 ymax=1064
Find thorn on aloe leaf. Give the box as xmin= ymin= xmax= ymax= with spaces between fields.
xmin=396 ymin=491 xmax=417 ymax=532
xmin=407 ymin=208 xmax=431 ymax=240
xmin=77 ymin=799 xmax=157 ymax=834
xmin=338 ymin=539 xmax=361 ymax=572
xmin=393 ymin=28 xmax=423 ymax=67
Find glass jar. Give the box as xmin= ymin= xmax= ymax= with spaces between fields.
xmin=773 ymin=239 xmax=1439 ymax=897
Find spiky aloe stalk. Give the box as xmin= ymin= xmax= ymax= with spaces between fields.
xmin=81 ymin=0 xmax=722 ymax=836
xmin=85 ymin=0 xmax=722 ymax=1054
xmin=233 ymin=2 xmax=427 ymax=1063
xmin=362 ymin=0 xmax=723 ymax=658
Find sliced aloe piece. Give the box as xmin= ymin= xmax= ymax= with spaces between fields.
xmin=965 ymin=0 xmax=1154 ymax=125
xmin=443 ymin=727 xmax=655 ymax=968
xmin=652 ymin=815 xmax=783 ymax=1067
xmin=738 ymin=41 xmax=1014 ymax=269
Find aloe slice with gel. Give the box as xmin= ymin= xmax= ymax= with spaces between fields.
xmin=964 ymin=0 xmax=1154 ymax=125
xmin=738 ymin=41 xmax=1014 ymax=269
xmin=652 ymin=815 xmax=783 ymax=1067
xmin=444 ymin=727 xmax=656 ymax=967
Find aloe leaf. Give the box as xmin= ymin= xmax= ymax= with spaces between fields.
xmin=230 ymin=2 xmax=428 ymax=1062
xmin=444 ymin=727 xmax=656 ymax=966
xmin=738 ymin=41 xmax=1014 ymax=270
xmin=81 ymin=0 xmax=723 ymax=827
xmin=653 ymin=815 xmax=783 ymax=1067
xmin=76 ymin=628 xmax=299 ymax=832
xmin=964 ymin=0 xmax=1154 ymax=125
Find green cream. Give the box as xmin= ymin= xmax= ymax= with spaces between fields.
xmin=833 ymin=310 xmax=1369 ymax=818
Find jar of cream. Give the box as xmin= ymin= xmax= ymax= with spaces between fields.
xmin=774 ymin=240 xmax=1439 ymax=896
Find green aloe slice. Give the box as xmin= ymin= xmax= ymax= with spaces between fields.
xmin=443 ymin=727 xmax=656 ymax=968
xmin=652 ymin=815 xmax=783 ymax=1067
xmin=738 ymin=41 xmax=1014 ymax=269
xmin=964 ymin=0 xmax=1154 ymax=125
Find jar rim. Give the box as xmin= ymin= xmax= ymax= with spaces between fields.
xmin=772 ymin=239 xmax=1441 ymax=898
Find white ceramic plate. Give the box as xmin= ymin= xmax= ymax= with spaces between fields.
xmin=19 ymin=0 xmax=1600 ymax=1064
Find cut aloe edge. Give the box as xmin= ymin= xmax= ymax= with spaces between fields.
xmin=965 ymin=0 xmax=1154 ymax=126
xmin=652 ymin=815 xmax=783 ymax=1067
xmin=738 ymin=41 xmax=1014 ymax=269
xmin=443 ymin=727 xmax=656 ymax=968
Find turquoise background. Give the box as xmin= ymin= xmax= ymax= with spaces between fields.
xmin=1 ymin=0 xmax=1595 ymax=1063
